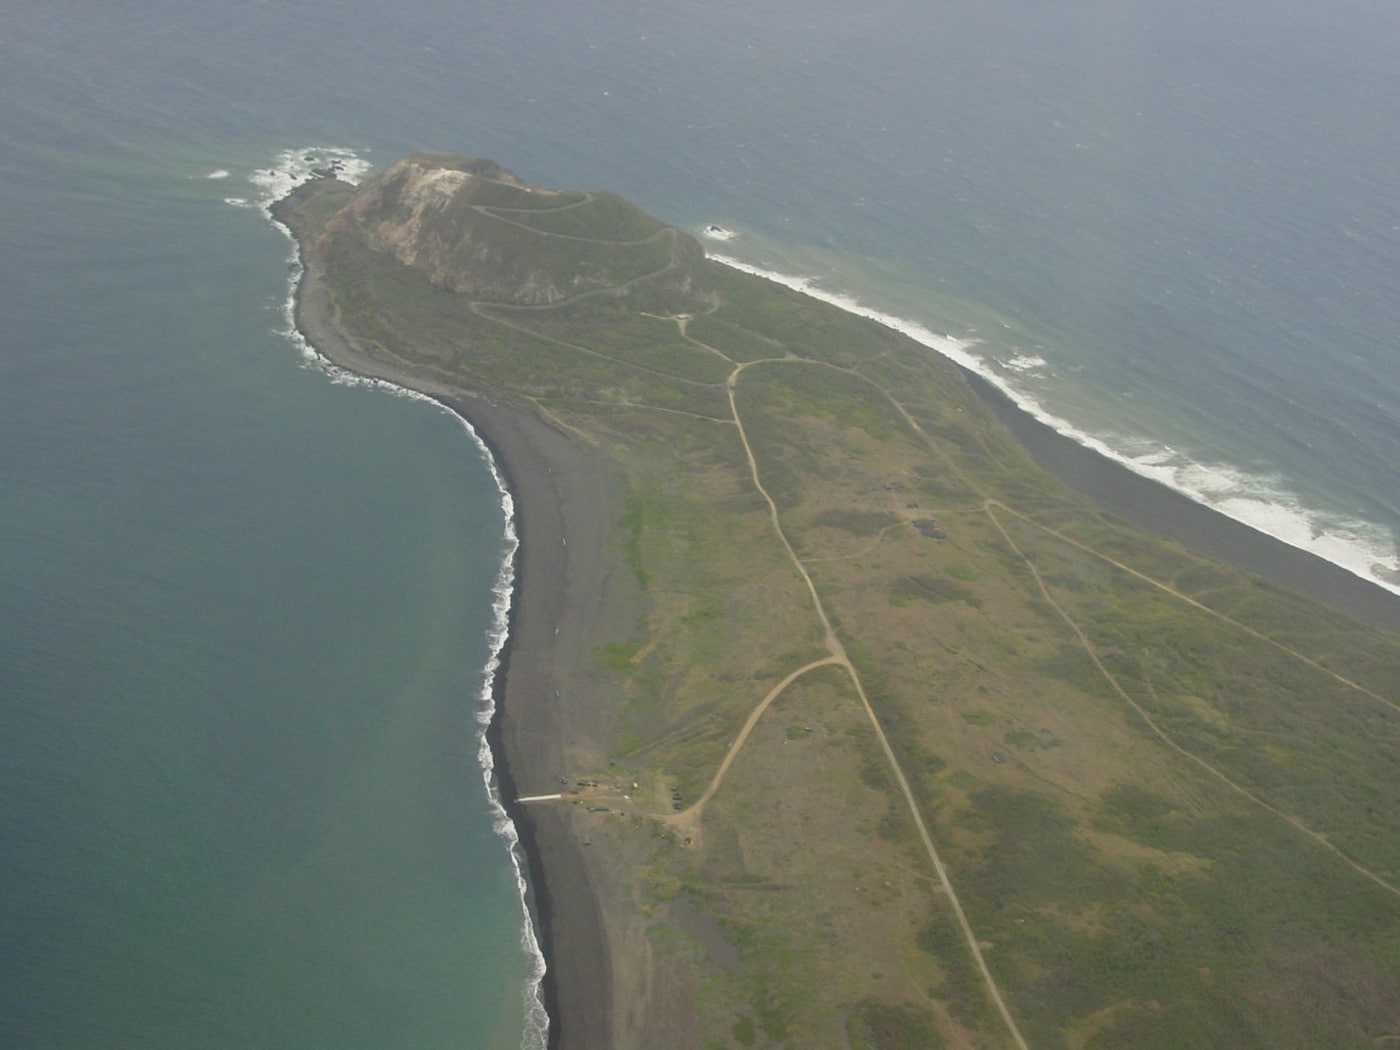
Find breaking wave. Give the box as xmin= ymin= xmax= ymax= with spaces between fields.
xmin=705 ymin=245 xmax=1400 ymax=596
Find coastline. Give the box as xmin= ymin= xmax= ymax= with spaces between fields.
xmin=273 ymin=191 xmax=622 ymax=1050
xmin=707 ymin=250 xmax=1400 ymax=634
xmin=271 ymin=176 xmax=1400 ymax=1050
xmin=705 ymin=249 xmax=1400 ymax=622
xmin=963 ymin=370 xmax=1400 ymax=633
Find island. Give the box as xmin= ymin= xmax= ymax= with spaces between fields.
xmin=273 ymin=153 xmax=1400 ymax=1049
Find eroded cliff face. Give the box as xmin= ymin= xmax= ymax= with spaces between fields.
xmin=324 ymin=154 xmax=562 ymax=303
xmin=349 ymin=164 xmax=472 ymax=262
xmin=320 ymin=152 xmax=711 ymax=309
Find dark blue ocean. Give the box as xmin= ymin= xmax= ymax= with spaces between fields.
xmin=3 ymin=2 xmax=1398 ymax=1046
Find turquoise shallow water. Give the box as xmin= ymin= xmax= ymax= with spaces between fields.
xmin=3 ymin=1 xmax=1399 ymax=1046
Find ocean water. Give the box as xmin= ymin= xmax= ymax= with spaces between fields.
xmin=3 ymin=1 xmax=1398 ymax=1046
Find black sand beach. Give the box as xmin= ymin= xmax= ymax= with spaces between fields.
xmin=453 ymin=392 xmax=619 ymax=1050
xmin=275 ymin=192 xmax=628 ymax=1048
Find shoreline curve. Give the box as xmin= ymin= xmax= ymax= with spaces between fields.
xmin=272 ymin=190 xmax=619 ymax=1050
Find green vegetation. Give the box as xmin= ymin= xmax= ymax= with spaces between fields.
xmin=846 ymin=998 xmax=945 ymax=1050
xmin=287 ymin=156 xmax=1400 ymax=1049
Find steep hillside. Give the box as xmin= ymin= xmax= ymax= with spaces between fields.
xmin=320 ymin=151 xmax=713 ymax=307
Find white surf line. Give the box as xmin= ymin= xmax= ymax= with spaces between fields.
xmin=705 ymin=252 xmax=1400 ymax=599
xmin=253 ymin=147 xmax=550 ymax=1050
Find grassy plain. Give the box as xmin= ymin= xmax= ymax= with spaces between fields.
xmin=289 ymin=157 xmax=1400 ymax=1049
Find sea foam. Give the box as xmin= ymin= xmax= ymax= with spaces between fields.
xmin=461 ymin=416 xmax=551 ymax=1050
xmin=247 ymin=146 xmax=373 ymax=206
xmin=705 ymin=246 xmax=1400 ymax=597
xmin=247 ymin=147 xmax=550 ymax=1050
